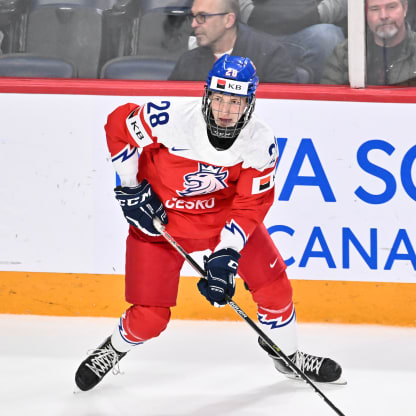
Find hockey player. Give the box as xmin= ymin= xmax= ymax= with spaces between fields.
xmin=75 ymin=54 xmax=343 ymax=391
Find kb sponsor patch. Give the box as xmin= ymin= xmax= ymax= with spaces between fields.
xmin=126 ymin=107 xmax=153 ymax=147
xmin=210 ymin=76 xmax=249 ymax=95
xmin=252 ymin=172 xmax=275 ymax=194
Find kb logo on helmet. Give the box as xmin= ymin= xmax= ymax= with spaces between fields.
xmin=227 ymin=83 xmax=242 ymax=91
xmin=211 ymin=76 xmax=249 ymax=95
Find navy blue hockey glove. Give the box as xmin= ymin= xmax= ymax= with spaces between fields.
xmin=114 ymin=179 xmax=167 ymax=236
xmin=197 ymin=248 xmax=241 ymax=307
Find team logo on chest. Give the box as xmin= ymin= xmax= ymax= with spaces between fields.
xmin=177 ymin=163 xmax=228 ymax=197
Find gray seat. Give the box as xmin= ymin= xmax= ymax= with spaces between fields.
xmin=133 ymin=0 xmax=192 ymax=60
xmin=0 ymin=53 xmax=76 ymax=77
xmin=99 ymin=0 xmax=140 ymax=71
xmin=25 ymin=1 xmax=118 ymax=78
xmin=28 ymin=0 xmax=117 ymax=11
xmin=100 ymin=56 xmax=175 ymax=80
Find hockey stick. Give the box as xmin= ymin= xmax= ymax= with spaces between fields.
xmin=153 ymin=218 xmax=345 ymax=416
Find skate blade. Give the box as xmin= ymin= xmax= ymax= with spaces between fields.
xmin=286 ymin=373 xmax=348 ymax=385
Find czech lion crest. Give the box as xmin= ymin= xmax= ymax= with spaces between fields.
xmin=177 ymin=163 xmax=228 ymax=197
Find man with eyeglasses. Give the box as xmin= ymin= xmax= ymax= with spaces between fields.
xmin=169 ymin=0 xmax=301 ymax=83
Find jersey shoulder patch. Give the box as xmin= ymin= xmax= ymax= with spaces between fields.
xmin=125 ymin=106 xmax=154 ymax=147
xmin=126 ymin=100 xmax=175 ymax=148
xmin=251 ymin=170 xmax=275 ymax=194
xmin=126 ymin=99 xmax=201 ymax=152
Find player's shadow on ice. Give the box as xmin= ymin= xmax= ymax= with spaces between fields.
xmin=166 ymin=380 xmax=345 ymax=416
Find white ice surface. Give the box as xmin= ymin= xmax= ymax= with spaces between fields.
xmin=0 ymin=314 xmax=415 ymax=416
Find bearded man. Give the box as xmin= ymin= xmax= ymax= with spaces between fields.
xmin=321 ymin=0 xmax=416 ymax=85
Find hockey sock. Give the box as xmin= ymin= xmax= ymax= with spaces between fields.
xmin=257 ymin=302 xmax=298 ymax=356
xmin=250 ymin=275 xmax=298 ymax=355
xmin=111 ymin=304 xmax=171 ymax=353
xmin=111 ymin=311 xmax=145 ymax=353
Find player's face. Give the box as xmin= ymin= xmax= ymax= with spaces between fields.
xmin=366 ymin=0 xmax=407 ymax=46
xmin=190 ymin=0 xmax=230 ymax=47
xmin=210 ymin=93 xmax=248 ymax=128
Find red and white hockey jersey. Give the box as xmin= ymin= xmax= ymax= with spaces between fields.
xmin=105 ymin=98 xmax=278 ymax=252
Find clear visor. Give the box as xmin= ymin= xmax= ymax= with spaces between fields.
xmin=210 ymin=93 xmax=248 ymax=130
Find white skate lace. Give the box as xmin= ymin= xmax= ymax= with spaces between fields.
xmin=293 ymin=351 xmax=324 ymax=375
xmin=85 ymin=346 xmax=123 ymax=378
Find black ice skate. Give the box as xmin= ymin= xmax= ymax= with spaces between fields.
xmin=75 ymin=336 xmax=127 ymax=391
xmin=258 ymin=337 xmax=345 ymax=384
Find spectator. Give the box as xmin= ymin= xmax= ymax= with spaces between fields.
xmin=318 ymin=0 xmax=348 ymax=27
xmin=405 ymin=0 xmax=416 ymax=30
xmin=239 ymin=0 xmax=347 ymax=83
xmin=169 ymin=0 xmax=301 ymax=83
xmin=322 ymin=0 xmax=416 ymax=85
